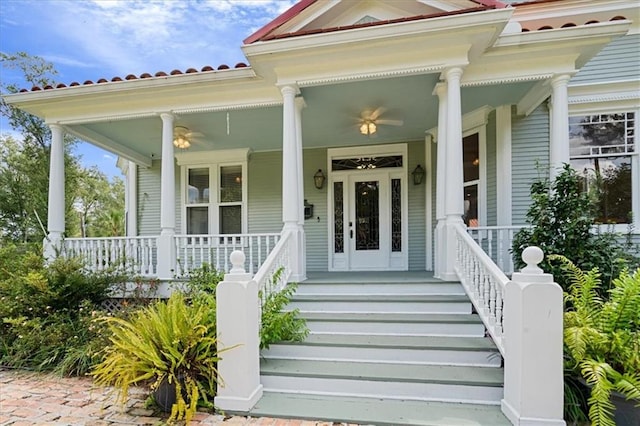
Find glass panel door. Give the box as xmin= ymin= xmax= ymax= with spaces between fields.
xmin=354 ymin=181 xmax=380 ymax=250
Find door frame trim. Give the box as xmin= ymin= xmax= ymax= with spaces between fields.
xmin=326 ymin=143 xmax=409 ymax=271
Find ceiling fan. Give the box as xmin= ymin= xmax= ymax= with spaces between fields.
xmin=173 ymin=126 xmax=204 ymax=149
xmin=358 ymin=107 xmax=404 ymax=136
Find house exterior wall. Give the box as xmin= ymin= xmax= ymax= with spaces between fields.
xmin=407 ymin=141 xmax=427 ymax=271
xmin=511 ymin=104 xmax=550 ymax=225
xmin=570 ymin=34 xmax=640 ymax=85
xmin=137 ymin=159 xmax=181 ymax=236
xmin=486 ymin=110 xmax=498 ymax=227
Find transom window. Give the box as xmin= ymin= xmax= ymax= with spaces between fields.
xmin=569 ymin=112 xmax=636 ymax=224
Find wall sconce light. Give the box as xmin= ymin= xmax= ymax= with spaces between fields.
xmin=412 ymin=164 xmax=426 ymax=185
xmin=313 ymin=169 xmax=326 ymax=189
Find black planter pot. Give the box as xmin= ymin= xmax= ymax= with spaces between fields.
xmin=152 ymin=375 xmax=188 ymax=413
xmin=612 ymin=391 xmax=640 ymax=426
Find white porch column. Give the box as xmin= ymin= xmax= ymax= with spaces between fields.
xmin=295 ymin=97 xmax=307 ymax=280
xmin=44 ymin=124 xmax=65 ymax=261
xmin=125 ymin=161 xmax=138 ymax=237
xmin=433 ymin=82 xmax=448 ymax=279
xmin=549 ymin=74 xmax=571 ymax=180
xmin=442 ymin=67 xmax=465 ymax=281
xmin=280 ymin=85 xmax=303 ymax=281
xmin=157 ymin=113 xmax=176 ymax=279
xmin=502 ymin=247 xmax=565 ymax=426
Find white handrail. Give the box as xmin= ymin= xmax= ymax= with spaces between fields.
xmin=63 ymin=236 xmax=157 ymax=276
xmin=455 ymin=223 xmax=509 ymax=356
xmin=253 ymin=229 xmax=293 ymax=306
xmin=466 ymin=225 xmax=526 ymax=275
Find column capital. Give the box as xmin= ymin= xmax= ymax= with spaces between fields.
xmin=279 ymin=84 xmax=299 ymax=97
xmin=295 ymin=96 xmax=307 ymax=110
xmin=443 ymin=66 xmax=464 ymax=82
xmin=48 ymin=123 xmax=64 ymax=132
xmin=550 ymin=73 xmax=572 ymax=88
xmin=433 ymin=81 xmax=447 ymax=98
xmin=159 ymin=112 xmax=175 ymax=122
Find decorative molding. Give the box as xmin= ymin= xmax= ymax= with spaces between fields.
xmin=57 ymin=112 xmax=157 ymax=125
xmin=175 ymin=148 xmax=251 ymax=166
xmin=462 ymin=73 xmax=553 ymax=87
xmin=174 ymin=101 xmax=282 ymax=115
xmin=463 ymin=105 xmax=492 ymax=131
xmin=298 ymin=65 xmax=445 ymax=87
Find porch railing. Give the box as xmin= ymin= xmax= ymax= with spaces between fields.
xmin=455 ymin=223 xmax=508 ymax=355
xmin=466 ymin=225 xmax=525 ymax=275
xmin=253 ymin=229 xmax=294 ymax=306
xmin=174 ymin=233 xmax=281 ymax=277
xmin=63 ymin=236 xmax=157 ymax=276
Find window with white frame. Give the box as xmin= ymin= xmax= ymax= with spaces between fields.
xmin=178 ymin=151 xmax=247 ymax=235
xmin=569 ymin=112 xmax=636 ymax=224
xmin=463 ymin=133 xmax=481 ymax=228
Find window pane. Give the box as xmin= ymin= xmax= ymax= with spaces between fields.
xmin=391 ymin=179 xmax=402 ymax=252
xmin=334 ymin=182 xmax=344 ymax=253
xmin=571 ymin=157 xmax=632 ymax=224
xmin=188 ymin=168 xmax=209 ymax=204
xmin=570 ymin=113 xmax=635 ymax=157
xmin=187 ymin=207 xmax=208 ymax=234
xmin=220 ymin=166 xmax=242 ymax=202
xmin=463 ymin=133 xmax=480 ymax=182
xmin=220 ymin=205 xmax=242 ymax=234
xmin=464 ymin=184 xmax=478 ymax=227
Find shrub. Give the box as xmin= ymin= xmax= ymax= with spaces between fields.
xmin=512 ymin=164 xmax=639 ymax=293
xmin=553 ymin=255 xmax=640 ymax=426
xmin=260 ymin=282 xmax=308 ymax=350
xmin=91 ymin=293 xmax=221 ymax=423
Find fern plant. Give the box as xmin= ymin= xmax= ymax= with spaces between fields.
xmin=91 ymin=293 xmax=222 ymax=424
xmin=551 ymin=255 xmax=640 ymax=426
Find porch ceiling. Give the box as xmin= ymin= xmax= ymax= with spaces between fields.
xmin=65 ymin=75 xmax=536 ymax=162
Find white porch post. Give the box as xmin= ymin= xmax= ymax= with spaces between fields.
xmin=281 ymin=85 xmax=303 ymax=281
xmin=501 ymin=247 xmax=565 ymax=426
xmin=44 ymin=124 xmax=65 ymax=261
xmin=215 ymin=251 xmax=263 ymax=411
xmin=295 ymin=97 xmax=307 ymax=280
xmin=441 ymin=67 xmax=465 ymax=281
xmin=549 ymin=74 xmax=571 ymax=180
xmin=125 ymin=161 xmax=138 ymax=237
xmin=157 ymin=113 xmax=176 ymax=279
xmin=434 ymin=82 xmax=448 ymax=279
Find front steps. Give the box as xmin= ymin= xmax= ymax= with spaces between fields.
xmin=247 ymin=273 xmax=509 ymax=426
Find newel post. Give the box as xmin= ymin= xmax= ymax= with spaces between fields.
xmin=501 ymin=247 xmax=565 ymax=426
xmin=214 ymin=251 xmax=263 ymax=412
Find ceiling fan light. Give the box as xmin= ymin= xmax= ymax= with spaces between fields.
xmin=360 ymin=121 xmax=376 ymax=135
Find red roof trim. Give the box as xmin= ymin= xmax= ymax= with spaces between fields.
xmin=244 ymin=0 xmax=508 ymax=44
xmin=509 ymin=0 xmax=565 ymax=7
xmin=259 ymin=6 xmax=494 ymax=42
xmin=244 ymin=0 xmax=318 ymax=45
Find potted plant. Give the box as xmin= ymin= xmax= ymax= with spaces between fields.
xmin=91 ymin=292 xmax=222 ymax=423
xmin=552 ymin=255 xmax=640 ymax=426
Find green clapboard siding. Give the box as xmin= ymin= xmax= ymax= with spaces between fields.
xmin=248 ymin=151 xmax=283 ymax=234
xmin=137 ymin=160 xmax=161 ymax=236
xmin=486 ymin=110 xmax=497 ymax=227
xmin=511 ymin=104 xmax=549 ymax=225
xmin=571 ymin=34 xmax=640 ymax=85
xmin=303 ymin=148 xmax=329 ymax=272
xmin=407 ymin=141 xmax=427 ymax=271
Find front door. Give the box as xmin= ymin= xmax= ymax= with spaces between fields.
xmin=348 ymin=173 xmax=390 ymax=269
xmin=328 ymin=145 xmax=408 ymax=271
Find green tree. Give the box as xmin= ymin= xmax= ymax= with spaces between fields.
xmin=1 ymin=52 xmax=124 ymax=243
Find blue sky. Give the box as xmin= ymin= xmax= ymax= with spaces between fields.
xmin=0 ymin=0 xmax=295 ymax=179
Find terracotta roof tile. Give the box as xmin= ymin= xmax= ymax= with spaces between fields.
xmin=21 ymin=63 xmax=252 ymax=92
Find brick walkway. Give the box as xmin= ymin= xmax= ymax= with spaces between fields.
xmin=0 ymin=369 xmax=357 ymax=426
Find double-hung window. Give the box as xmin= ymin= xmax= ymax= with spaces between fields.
xmin=178 ymin=150 xmax=249 ymax=236
xmin=569 ymin=112 xmax=637 ymax=225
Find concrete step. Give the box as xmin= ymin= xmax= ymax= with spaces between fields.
xmin=262 ymin=334 xmax=501 ymax=367
xmin=288 ymin=294 xmax=472 ymax=314
xmin=246 ymin=392 xmax=511 ymax=426
xmin=301 ymin=312 xmax=485 ymax=336
xmin=260 ymin=358 xmax=503 ymax=404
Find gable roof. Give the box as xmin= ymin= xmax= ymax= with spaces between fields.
xmin=244 ymin=0 xmax=509 ymax=44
